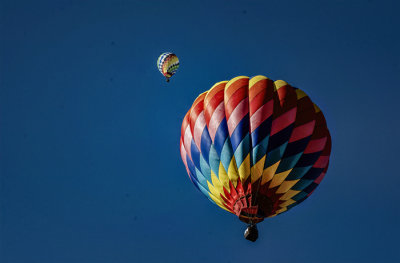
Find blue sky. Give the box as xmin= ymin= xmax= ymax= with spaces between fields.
xmin=1 ymin=0 xmax=399 ymax=262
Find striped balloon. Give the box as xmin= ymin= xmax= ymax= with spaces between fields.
xmin=180 ymin=75 xmax=331 ymax=224
xmin=157 ymin=52 xmax=179 ymax=82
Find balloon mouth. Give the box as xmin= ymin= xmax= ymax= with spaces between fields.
xmin=239 ymin=215 xmax=264 ymax=224
xmin=233 ymin=193 xmax=273 ymax=224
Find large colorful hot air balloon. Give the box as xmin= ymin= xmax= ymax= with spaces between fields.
xmin=157 ymin=52 xmax=179 ymax=82
xmin=180 ymin=75 xmax=331 ymax=241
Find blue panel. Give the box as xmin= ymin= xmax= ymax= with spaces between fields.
xmin=186 ymin=156 xmax=201 ymax=191
xmin=186 ymin=155 xmax=197 ymax=181
xmin=292 ymin=191 xmax=308 ymax=202
xmin=207 ymin=145 xmax=221 ymax=177
xmin=251 ymin=116 xmax=272 ymax=147
xmin=296 ymin=151 xmax=322 ymax=167
xmin=213 ymin=118 xmax=229 ymax=155
xmin=302 ymin=167 xmax=325 ymax=180
xmin=276 ymin=152 xmax=303 ymax=173
xmin=291 ymin=179 xmax=313 ymax=191
xmin=230 ymin=114 xmax=249 ymax=151
xmin=190 ymin=140 xmax=201 ymax=169
xmin=285 ymin=166 xmax=312 ymax=180
xmin=200 ymin=127 xmax=212 ymax=164
xmin=233 ymin=133 xmax=250 ymax=167
xmin=267 ymin=124 xmax=293 ymax=152
xmin=199 ymin=155 xmax=212 ymax=182
xmin=195 ymin=172 xmax=214 ymax=199
xmin=282 ymin=136 xmax=311 ymax=158
xmin=220 ymin=138 xmax=234 ymax=172
xmin=264 ymin=142 xmax=288 ymax=168
xmin=304 ymin=182 xmax=319 ymax=194
xmin=251 ymin=135 xmax=269 ymax=165
xmin=186 ymin=155 xmax=210 ymax=193
xmin=195 ymin=166 xmax=210 ymax=191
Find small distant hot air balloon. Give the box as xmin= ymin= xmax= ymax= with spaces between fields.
xmin=180 ymin=75 xmax=332 ymax=242
xmin=157 ymin=52 xmax=179 ymax=82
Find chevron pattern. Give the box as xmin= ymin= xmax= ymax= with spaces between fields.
xmin=180 ymin=75 xmax=331 ymax=223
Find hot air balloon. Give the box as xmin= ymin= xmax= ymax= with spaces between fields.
xmin=180 ymin=75 xmax=331 ymax=242
xmin=157 ymin=52 xmax=179 ymax=82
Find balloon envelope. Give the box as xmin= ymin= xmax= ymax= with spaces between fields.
xmin=157 ymin=52 xmax=179 ymax=81
xmin=180 ymin=75 xmax=331 ymax=224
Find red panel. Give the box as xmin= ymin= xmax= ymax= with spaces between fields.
xmin=225 ymin=87 xmax=248 ymax=120
xmin=304 ymin=137 xmax=328 ymax=154
xmin=270 ymin=107 xmax=297 ymax=136
xmin=289 ymin=120 xmax=316 ymax=142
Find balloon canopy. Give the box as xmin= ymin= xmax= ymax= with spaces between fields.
xmin=180 ymin=75 xmax=331 ymax=225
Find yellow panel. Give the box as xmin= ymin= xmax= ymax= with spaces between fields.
xmin=274 ymin=80 xmax=288 ymax=90
xmin=218 ymin=162 xmax=230 ymax=190
xmin=251 ymin=155 xmax=266 ymax=183
xmin=279 ymin=199 xmax=296 ymax=207
xmin=295 ymin=89 xmax=308 ymax=100
xmin=279 ymin=189 xmax=301 ymax=201
xmin=238 ymin=154 xmax=251 ymax=181
xmin=275 ymin=207 xmax=288 ymax=214
xmin=225 ymin=76 xmax=249 ymax=90
xmin=205 ymin=180 xmax=231 ymax=212
xmin=261 ymin=160 xmax=281 ymax=185
xmin=210 ymin=171 xmax=226 ymax=199
xmin=193 ymin=91 xmax=207 ymax=104
xmin=276 ymin=179 xmax=300 ymax=194
xmin=249 ymin=75 xmax=268 ymax=88
xmin=207 ymin=181 xmax=226 ymax=207
xmin=313 ymin=103 xmax=321 ymax=113
xmin=269 ymin=169 xmax=293 ymax=188
xmin=210 ymin=81 xmax=229 ymax=90
xmin=167 ymin=56 xmax=179 ymax=67
xmin=228 ymin=158 xmax=239 ymax=187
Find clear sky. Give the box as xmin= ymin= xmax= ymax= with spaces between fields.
xmin=1 ymin=0 xmax=399 ymax=262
